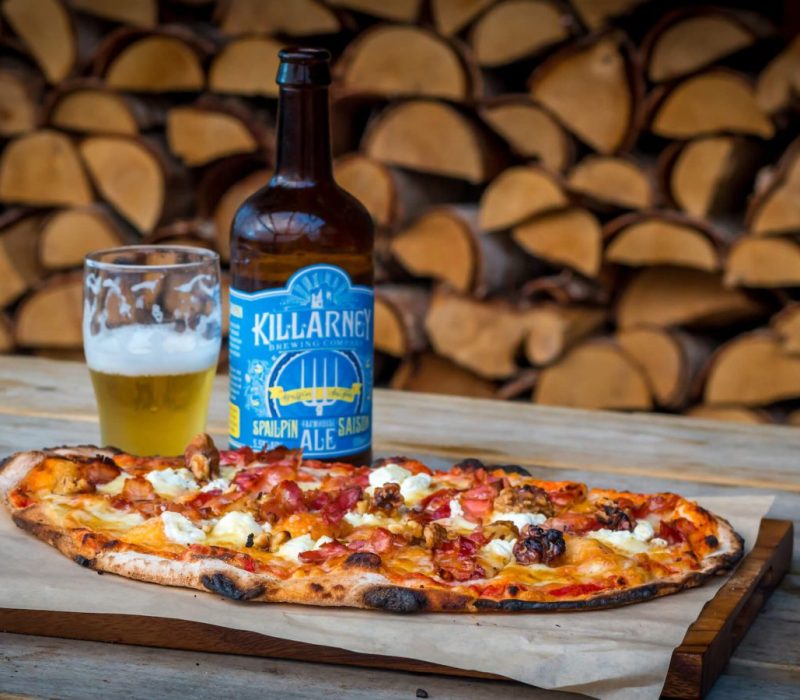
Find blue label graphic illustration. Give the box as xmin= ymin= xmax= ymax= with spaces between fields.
xmin=228 ymin=264 xmax=373 ymax=458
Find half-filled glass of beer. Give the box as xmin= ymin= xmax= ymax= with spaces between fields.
xmin=83 ymin=246 xmax=222 ymax=455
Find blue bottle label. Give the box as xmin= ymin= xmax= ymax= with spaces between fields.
xmin=228 ymin=264 xmax=373 ymax=458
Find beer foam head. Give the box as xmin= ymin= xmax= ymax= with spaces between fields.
xmin=85 ymin=324 xmax=220 ymax=376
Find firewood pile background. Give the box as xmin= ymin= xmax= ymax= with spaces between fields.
xmin=1 ymin=0 xmax=800 ymax=426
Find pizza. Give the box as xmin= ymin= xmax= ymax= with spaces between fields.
xmin=0 ymin=435 xmax=743 ymax=613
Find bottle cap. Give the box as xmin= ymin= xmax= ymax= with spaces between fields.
xmin=277 ymin=47 xmax=332 ymax=87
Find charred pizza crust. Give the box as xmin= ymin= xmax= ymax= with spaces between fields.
xmin=0 ymin=447 xmax=744 ymax=613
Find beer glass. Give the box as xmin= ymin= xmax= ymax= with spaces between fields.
xmin=83 ymin=246 xmax=222 ymax=456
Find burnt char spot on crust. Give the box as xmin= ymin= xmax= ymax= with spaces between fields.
xmin=363 ymin=586 xmax=429 ymax=613
xmin=454 ymin=459 xmax=531 ymax=476
xmin=475 ymin=584 xmax=661 ymax=611
xmin=344 ymin=552 xmax=382 ymax=569
xmin=309 ymin=582 xmax=324 ymax=593
xmin=74 ymin=555 xmax=93 ymax=568
xmin=705 ymin=535 xmax=719 ymax=548
xmin=201 ymin=573 xmax=265 ymax=601
xmin=454 ymin=458 xmax=485 ymax=470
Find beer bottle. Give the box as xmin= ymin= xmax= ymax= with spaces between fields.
xmin=228 ymin=47 xmax=374 ymax=464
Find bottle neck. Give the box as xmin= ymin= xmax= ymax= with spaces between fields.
xmin=273 ymin=85 xmax=332 ymax=184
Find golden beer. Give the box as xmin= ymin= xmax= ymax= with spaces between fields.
xmin=89 ymin=366 xmax=216 ymax=456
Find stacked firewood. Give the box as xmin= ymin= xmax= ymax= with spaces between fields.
xmin=1 ymin=0 xmax=800 ymax=425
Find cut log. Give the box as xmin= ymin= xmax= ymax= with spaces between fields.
xmin=725 ymin=237 xmax=800 ymax=288
xmin=2 ymin=0 xmax=75 ymax=83
xmin=642 ymin=8 xmax=767 ymax=83
xmin=14 ymin=273 xmax=83 ymax=349
xmin=528 ymin=31 xmax=642 ymax=154
xmin=80 ymin=136 xmax=178 ymax=233
xmin=362 ymin=99 xmax=505 ymax=184
xmin=478 ymin=165 xmax=567 ymax=231
xmin=649 ymin=70 xmax=774 ymax=140
xmin=747 ymin=140 xmax=800 ymax=236
xmin=424 ymin=290 xmax=525 ymax=379
xmin=166 ymin=103 xmax=267 ymax=167
xmin=216 ymin=0 xmax=341 ymax=36
xmin=328 ymin=0 xmax=421 ymax=22
xmin=616 ymin=327 xmax=710 ymax=409
xmin=39 ymin=206 xmax=125 ymax=270
xmin=333 ymin=154 xmax=464 ymax=231
xmin=103 ymin=33 xmax=205 ymax=92
xmin=209 ymin=37 xmax=283 ymax=98
xmin=469 ymin=0 xmax=570 ymax=68
xmin=523 ymin=304 xmax=606 ymax=366
xmin=478 ymin=96 xmax=572 ymax=171
xmin=336 ymin=25 xmax=475 ymax=101
xmin=512 ymin=207 xmax=602 ymax=278
xmin=704 ymin=331 xmax=800 ymax=406
xmin=0 ymin=211 xmax=45 ymax=307
xmin=604 ymin=211 xmax=723 ymax=272
xmin=566 ymin=155 xmax=653 ymax=211
xmin=755 ymin=36 xmax=800 ymax=115
xmin=431 ymin=0 xmax=495 ymax=36
xmin=374 ymin=285 xmax=429 ymax=357
xmin=534 ymin=339 xmax=653 ymax=410
xmin=69 ymin=0 xmax=157 ymax=27
xmin=391 ymin=352 xmax=497 ymax=399
xmin=0 ymin=314 xmax=14 ymax=353
xmin=570 ymin=0 xmax=644 ymax=30
xmin=521 ymin=270 xmax=609 ymax=305
xmin=771 ymin=304 xmax=800 ymax=355
xmin=0 ymin=65 xmax=41 ymax=135
xmin=617 ymin=267 xmax=766 ymax=329
xmin=390 ymin=205 xmax=530 ymax=296
xmin=659 ymin=136 xmax=761 ymax=219
xmin=686 ymin=405 xmax=772 ymax=424
xmin=0 ymin=130 xmax=92 ymax=207
xmin=46 ymin=82 xmax=161 ymax=136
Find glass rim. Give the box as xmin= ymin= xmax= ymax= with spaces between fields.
xmin=84 ymin=245 xmax=220 ymax=272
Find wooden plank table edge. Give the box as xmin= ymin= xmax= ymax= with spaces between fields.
xmin=0 ymin=520 xmax=792 ymax=700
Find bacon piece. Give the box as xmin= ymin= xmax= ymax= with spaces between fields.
xmin=433 ymin=535 xmax=486 ymax=582
xmin=546 ymin=482 xmax=587 ymax=508
xmin=459 ymin=483 xmax=498 ymax=519
xmin=658 ymin=519 xmax=690 ymax=545
xmin=345 ymin=526 xmax=395 ymax=554
xmin=220 ymin=447 xmax=254 ymax=467
xmin=635 ymin=493 xmax=680 ymax=518
xmin=545 ymin=512 xmax=601 ymax=535
xmin=298 ymin=541 xmax=349 ymax=563
xmin=120 ymin=476 xmax=156 ymax=501
xmin=307 ymin=486 xmax=363 ymax=524
xmin=82 ymin=460 xmax=121 ymax=485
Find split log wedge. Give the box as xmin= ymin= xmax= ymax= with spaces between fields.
xmin=617 ymin=267 xmax=766 ymax=329
xmin=216 ymin=0 xmax=340 ymax=37
xmin=659 ymin=136 xmax=761 ymax=219
xmin=771 ymin=304 xmax=800 ymax=355
xmin=39 ymin=206 xmax=124 ymax=270
xmin=704 ymin=331 xmax=800 ymax=406
xmin=0 ymin=66 xmax=41 ymax=135
xmin=747 ymin=140 xmax=800 ymax=236
xmin=70 ymin=0 xmax=157 ymax=27
xmin=523 ymin=304 xmax=606 ymax=366
xmin=469 ymin=0 xmax=570 ymax=68
xmin=209 ymin=37 xmax=283 ymax=98
xmin=0 ymin=211 xmax=45 ymax=307
xmin=2 ymin=0 xmax=75 ymax=83
xmin=425 ymin=290 xmax=525 ymax=379
xmin=566 ymin=155 xmax=653 ymax=211
xmin=479 ymin=165 xmax=566 ymax=231
xmin=431 ymin=0 xmax=495 ymax=36
xmin=529 ymin=31 xmax=642 ymax=154
xmin=685 ymin=405 xmax=772 ymax=424
xmin=649 ymin=70 xmax=774 ymax=139
xmin=534 ymin=339 xmax=653 ymax=410
xmin=374 ymin=285 xmax=429 ymax=357
xmin=604 ymin=212 xmax=723 ymax=272
xmin=0 ymin=130 xmax=92 ymax=207
xmin=725 ymin=237 xmax=800 ymax=288
xmin=14 ymin=273 xmax=83 ymax=349
xmin=616 ymin=327 xmax=710 ymax=409
xmin=391 ymin=352 xmax=497 ymax=399
xmin=336 ymin=25 xmax=475 ymax=101
xmin=512 ymin=207 xmax=602 ymax=278
xmin=756 ymin=36 xmax=800 ymax=115
xmin=643 ymin=8 xmax=767 ymax=83
xmin=570 ymin=0 xmax=645 ymax=30
xmin=363 ymin=100 xmax=505 ymax=184
xmin=328 ymin=0 xmax=421 ymax=22
xmin=479 ymin=96 xmax=572 ymax=171
xmin=390 ymin=205 xmax=530 ymax=296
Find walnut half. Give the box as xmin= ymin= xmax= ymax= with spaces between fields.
xmin=184 ymin=433 xmax=220 ymax=481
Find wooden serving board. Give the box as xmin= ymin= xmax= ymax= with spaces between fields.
xmin=1 ymin=519 xmax=792 ymax=700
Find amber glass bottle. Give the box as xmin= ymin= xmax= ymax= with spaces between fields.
xmin=228 ymin=47 xmax=374 ymax=464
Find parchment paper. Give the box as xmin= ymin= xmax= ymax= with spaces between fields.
xmin=0 ymin=495 xmax=772 ymax=700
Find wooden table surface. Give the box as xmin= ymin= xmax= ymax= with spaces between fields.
xmin=1 ymin=356 xmax=799 ymax=699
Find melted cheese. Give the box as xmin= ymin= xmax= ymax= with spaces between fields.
xmin=207 ymin=511 xmax=268 ymax=547
xmin=200 ymin=478 xmax=230 ymax=493
xmin=64 ymin=499 xmax=145 ymax=532
xmin=276 ymin=534 xmax=332 ymax=562
xmin=399 ymin=473 xmax=432 ymax=504
xmin=145 ymin=468 xmax=198 ymax=497
xmin=481 ymin=538 xmax=517 ymax=568
xmin=161 ymin=512 xmax=205 ymax=545
xmin=368 ymin=464 xmax=412 ymax=489
xmin=490 ymin=512 xmax=547 ymax=530
xmin=96 ymin=473 xmax=130 ymax=496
